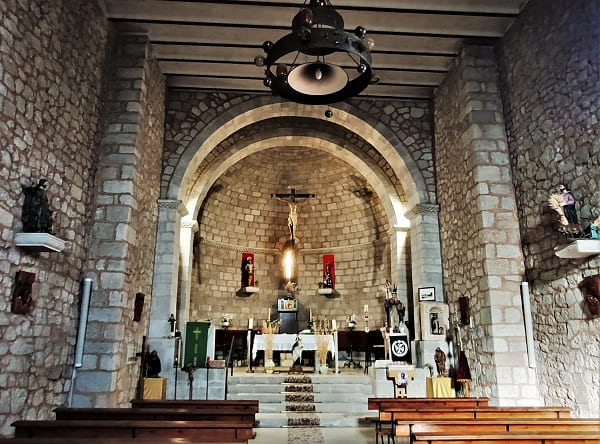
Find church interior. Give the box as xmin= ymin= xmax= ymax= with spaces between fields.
xmin=1 ymin=0 xmax=599 ymax=441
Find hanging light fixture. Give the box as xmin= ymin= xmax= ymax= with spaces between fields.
xmin=254 ymin=0 xmax=376 ymax=105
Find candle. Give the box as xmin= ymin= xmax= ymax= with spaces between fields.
xmin=268 ymin=308 xmax=271 ymax=321
xmin=249 ymin=318 xmax=253 ymax=329
xmin=332 ymin=319 xmax=336 ymax=330
xmin=469 ymin=315 xmax=474 ymax=326
xmin=309 ymin=308 xmax=312 ymax=321
xmin=364 ymin=304 xmax=368 ymax=313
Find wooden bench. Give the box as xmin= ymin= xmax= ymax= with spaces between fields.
xmin=369 ymin=398 xmax=489 ymax=444
xmin=410 ymin=419 xmax=600 ymax=443
xmin=131 ymin=399 xmax=259 ymax=414
xmin=11 ymin=419 xmax=255 ymax=442
xmin=385 ymin=406 xmax=573 ymax=436
xmin=0 ymin=439 xmax=240 ymax=444
xmin=54 ymin=407 xmax=257 ymax=425
xmin=368 ymin=397 xmax=489 ymax=411
xmin=411 ymin=431 xmax=600 ymax=443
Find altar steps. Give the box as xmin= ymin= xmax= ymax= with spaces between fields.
xmin=227 ymin=373 xmax=377 ymax=428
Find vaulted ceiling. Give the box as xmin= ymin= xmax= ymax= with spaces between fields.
xmin=102 ymin=0 xmax=530 ymax=100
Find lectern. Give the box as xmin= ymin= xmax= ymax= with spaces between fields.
xmin=278 ymin=298 xmax=298 ymax=334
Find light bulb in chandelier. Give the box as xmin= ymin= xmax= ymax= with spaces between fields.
xmin=315 ymin=68 xmax=323 ymax=81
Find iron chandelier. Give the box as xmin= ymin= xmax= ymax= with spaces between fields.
xmin=254 ymin=0 xmax=376 ymax=105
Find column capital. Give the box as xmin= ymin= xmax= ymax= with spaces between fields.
xmin=157 ymin=199 xmax=187 ymax=216
xmin=405 ymin=203 xmax=440 ymax=219
xmin=181 ymin=219 xmax=199 ymax=233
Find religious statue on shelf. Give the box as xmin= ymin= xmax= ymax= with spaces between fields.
xmin=384 ymin=282 xmax=405 ymax=333
xmin=323 ymin=262 xmax=333 ymax=288
xmin=548 ymin=184 xmax=585 ymax=237
xmin=22 ymin=178 xmax=54 ymax=234
xmin=241 ymin=256 xmax=254 ymax=288
xmin=145 ymin=350 xmax=162 ymax=378
xmin=434 ymin=347 xmax=446 ymax=377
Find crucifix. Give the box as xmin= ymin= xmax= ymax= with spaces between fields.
xmin=272 ymin=188 xmax=315 ymax=243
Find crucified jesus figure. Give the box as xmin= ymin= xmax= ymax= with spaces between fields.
xmin=272 ymin=188 xmax=315 ymax=242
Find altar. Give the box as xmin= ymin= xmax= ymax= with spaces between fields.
xmin=252 ymin=333 xmax=336 ymax=359
xmin=252 ymin=333 xmax=337 ymax=372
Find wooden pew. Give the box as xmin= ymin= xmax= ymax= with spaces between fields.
xmin=412 ymin=431 xmax=600 ymax=443
xmin=368 ymin=397 xmax=489 ymax=411
xmin=54 ymin=407 xmax=256 ymax=425
xmin=131 ymin=399 xmax=259 ymax=414
xmin=0 ymin=439 xmax=240 ymax=444
xmin=369 ymin=398 xmax=489 ymax=444
xmin=11 ymin=419 xmax=254 ymax=442
xmin=410 ymin=419 xmax=600 ymax=443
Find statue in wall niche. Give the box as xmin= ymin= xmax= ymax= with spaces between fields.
xmin=241 ymin=256 xmax=255 ymax=287
xmin=578 ymin=274 xmax=600 ymax=316
xmin=145 ymin=350 xmax=162 ymax=378
xmin=22 ymin=179 xmax=54 ymax=233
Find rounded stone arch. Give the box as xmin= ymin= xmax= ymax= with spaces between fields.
xmin=186 ymin=135 xmax=405 ymax=230
xmin=167 ymin=97 xmax=429 ymax=212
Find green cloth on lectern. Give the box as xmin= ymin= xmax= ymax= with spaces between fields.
xmin=183 ymin=321 xmax=210 ymax=368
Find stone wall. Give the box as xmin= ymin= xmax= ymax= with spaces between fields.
xmin=72 ymin=34 xmax=165 ymax=407
xmin=435 ymin=45 xmax=539 ymax=405
xmin=0 ymin=0 xmax=108 ymax=436
xmin=191 ymin=147 xmax=391 ymax=329
xmin=498 ymin=0 xmax=600 ymax=416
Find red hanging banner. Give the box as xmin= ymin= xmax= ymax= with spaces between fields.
xmin=322 ymin=254 xmax=335 ymax=289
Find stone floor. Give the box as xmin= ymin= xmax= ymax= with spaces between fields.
xmin=251 ymin=426 xmax=377 ymax=444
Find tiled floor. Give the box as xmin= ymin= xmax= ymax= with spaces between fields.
xmin=252 ymin=426 xmax=374 ymax=444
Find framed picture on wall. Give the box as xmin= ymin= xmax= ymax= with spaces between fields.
xmin=418 ymin=287 xmax=435 ymax=301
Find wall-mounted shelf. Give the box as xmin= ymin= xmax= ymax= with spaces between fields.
xmin=318 ymin=288 xmax=340 ymax=298
xmin=15 ymin=232 xmax=65 ymax=252
xmin=554 ymin=239 xmax=600 ymax=259
xmin=236 ymin=286 xmax=259 ymax=297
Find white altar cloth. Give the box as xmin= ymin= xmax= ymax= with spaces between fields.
xmin=252 ymin=333 xmax=335 ymax=359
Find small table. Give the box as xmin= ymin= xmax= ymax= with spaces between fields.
xmin=425 ymin=377 xmax=455 ymax=398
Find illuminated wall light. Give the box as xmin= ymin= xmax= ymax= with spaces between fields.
xmin=283 ymin=249 xmax=294 ymax=281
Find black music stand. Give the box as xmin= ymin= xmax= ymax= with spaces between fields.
xmin=343 ymin=324 xmax=362 ymax=369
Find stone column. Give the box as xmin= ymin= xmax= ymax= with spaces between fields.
xmin=148 ymin=200 xmax=186 ymax=338
xmin=147 ymin=200 xmax=186 ymax=399
xmin=405 ymin=203 xmax=444 ymax=340
xmin=178 ymin=218 xmax=199 ymax=328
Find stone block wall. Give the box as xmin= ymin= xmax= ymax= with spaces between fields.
xmin=72 ymin=35 xmax=165 ymax=407
xmin=435 ymin=44 xmax=539 ymax=405
xmin=0 ymin=0 xmax=108 ymax=436
xmin=498 ymin=0 xmax=600 ymax=416
xmin=191 ymin=147 xmax=391 ymax=329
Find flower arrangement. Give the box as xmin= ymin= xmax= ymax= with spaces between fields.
xmin=313 ymin=325 xmax=332 ymax=365
xmin=262 ymin=319 xmax=280 ymax=362
xmin=424 ymin=363 xmax=434 ymax=377
xmin=221 ymin=315 xmax=231 ymax=328
xmin=347 ymin=313 xmax=357 ymax=328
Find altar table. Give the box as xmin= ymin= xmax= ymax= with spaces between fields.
xmin=426 ymin=376 xmax=455 ymax=398
xmin=252 ymin=333 xmax=336 ymax=359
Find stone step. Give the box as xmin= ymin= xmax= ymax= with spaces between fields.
xmin=228 ymin=383 xmax=372 ymax=395
xmin=229 ymin=374 xmax=371 ymax=385
xmin=256 ymin=412 xmax=378 ymax=428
